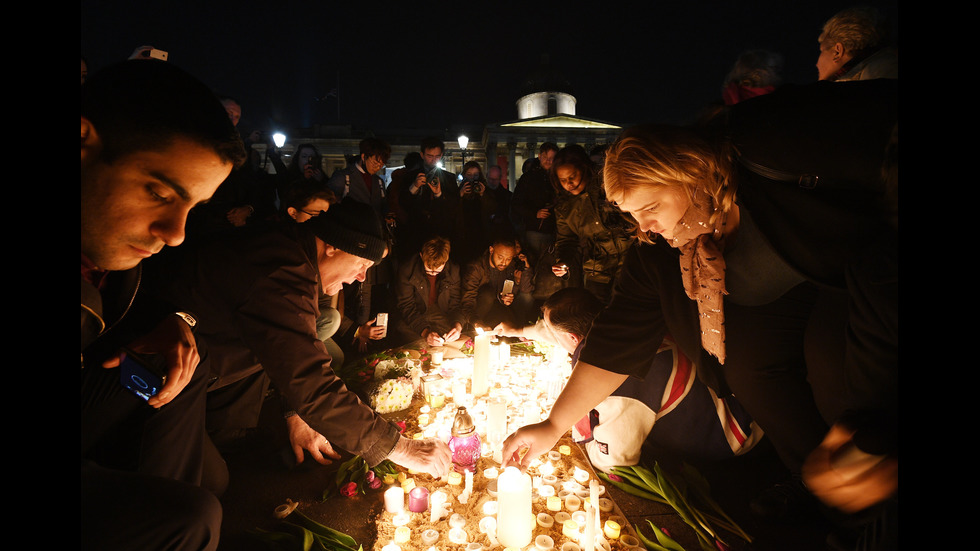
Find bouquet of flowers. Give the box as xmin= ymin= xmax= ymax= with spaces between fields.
xmin=324 ymin=456 xmax=398 ymax=500
xmin=459 ymin=337 xmax=474 ymax=355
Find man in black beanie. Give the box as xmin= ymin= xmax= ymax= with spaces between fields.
xmin=159 ymin=198 xmax=451 ymax=477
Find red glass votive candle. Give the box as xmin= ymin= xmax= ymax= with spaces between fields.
xmin=408 ymin=486 xmax=430 ymax=512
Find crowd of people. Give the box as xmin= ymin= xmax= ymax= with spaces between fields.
xmin=81 ymin=6 xmax=897 ymax=551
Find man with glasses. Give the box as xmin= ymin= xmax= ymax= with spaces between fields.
xmin=403 ymin=137 xmax=463 ymax=261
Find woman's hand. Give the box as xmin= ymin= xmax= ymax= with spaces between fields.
xmin=501 ymin=419 xmax=565 ymax=472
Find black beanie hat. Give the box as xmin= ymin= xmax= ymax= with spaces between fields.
xmin=308 ymin=197 xmax=386 ymax=264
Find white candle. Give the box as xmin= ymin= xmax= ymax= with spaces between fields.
xmin=499 ymin=342 xmax=510 ymax=364
xmin=583 ymin=507 xmax=595 ymax=551
xmin=431 ymin=349 xmax=444 ymax=365
xmin=472 ymin=330 xmax=490 ymax=397
xmin=384 ymin=486 xmax=404 ymax=513
xmin=430 ymin=490 xmax=448 ymax=523
xmin=496 ymin=466 xmax=532 ymax=548
xmin=487 ymin=397 xmax=508 ymax=464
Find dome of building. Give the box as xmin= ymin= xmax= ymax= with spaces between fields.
xmin=516 ymin=55 xmax=577 ymax=119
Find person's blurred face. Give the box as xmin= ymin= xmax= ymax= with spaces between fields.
xmin=297 ymin=147 xmax=317 ymax=170
xmin=221 ymin=100 xmax=242 ymax=127
xmin=317 ymin=244 xmax=375 ymax=296
xmin=487 ymin=166 xmax=503 ymax=188
xmin=422 ymin=147 xmax=443 ymax=170
xmin=539 ymin=149 xmax=557 ymax=171
xmin=611 ymin=185 xmax=691 ymax=243
xmin=464 ymin=167 xmax=480 ymax=182
xmin=363 ymin=154 xmax=385 ymax=175
xmin=488 ymin=244 xmax=516 ymax=271
xmin=556 ymin=165 xmax=586 ymax=195
xmin=81 ymin=136 xmax=232 ymax=271
xmin=289 ymin=197 xmax=331 ymax=223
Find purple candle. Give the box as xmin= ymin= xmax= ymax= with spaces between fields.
xmin=408 ymin=486 xmax=429 ymax=512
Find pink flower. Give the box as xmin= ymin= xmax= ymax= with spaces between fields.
xmin=714 ymin=540 xmax=730 ymax=551
xmin=340 ymin=481 xmax=358 ymax=497
xmin=368 ymin=476 xmax=382 ymax=490
xmin=661 ymin=527 xmax=672 ymax=538
xmin=365 ymin=470 xmax=376 ymax=484
xmin=396 ymin=421 xmax=407 ymax=434
xmin=607 ymin=474 xmax=623 ymax=483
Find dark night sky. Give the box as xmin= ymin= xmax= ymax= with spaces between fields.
xmin=82 ymin=1 xmax=898 ymax=137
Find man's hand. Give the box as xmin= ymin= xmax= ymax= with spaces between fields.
xmin=552 ymin=263 xmax=568 ymax=277
xmin=355 ymin=318 xmax=386 ymax=352
xmin=501 ymin=420 xmax=565 ymax=473
xmin=286 ymin=414 xmax=342 ymax=466
xmin=536 ymin=208 xmax=551 ymax=219
xmin=387 ymin=435 xmax=451 ymax=479
xmin=425 ymin=330 xmax=445 ymax=348
xmin=427 ymin=178 xmax=442 ymax=198
xmin=500 ymin=293 xmax=515 ymax=306
xmin=442 ymin=323 xmax=463 ymax=343
xmin=103 ymin=313 xmax=199 ymax=408
xmin=410 ymin=173 xmax=427 ymax=195
xmin=226 ymin=206 xmax=253 ymax=227
xmin=802 ymin=423 xmax=897 ymax=513
xmin=493 ymin=321 xmax=523 ymax=338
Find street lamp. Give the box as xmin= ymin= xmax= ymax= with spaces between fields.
xmin=273 ymin=132 xmax=286 ymax=148
xmin=458 ymin=134 xmax=469 ymax=173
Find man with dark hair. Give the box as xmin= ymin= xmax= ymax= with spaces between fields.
xmin=81 ymin=59 xmax=246 ymax=551
xmin=511 ymin=142 xmax=559 ymax=264
xmin=327 ymin=138 xmax=396 ymax=354
xmin=400 ymin=136 xmax=459 ymax=264
xmin=162 ymin=198 xmax=452 ymax=476
xmin=393 ymin=236 xmax=464 ymax=348
xmin=461 ymin=233 xmax=535 ymax=329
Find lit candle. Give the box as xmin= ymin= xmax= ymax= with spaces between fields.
xmin=536 ymin=513 xmax=555 ymax=528
xmin=483 ymin=500 xmax=498 ymax=515
xmin=448 ymin=527 xmax=468 ymax=544
xmin=465 ymin=470 xmax=474 ymax=493
xmin=537 ymin=484 xmax=555 ymax=498
xmin=583 ymin=507 xmax=595 ymax=551
xmin=539 ymin=462 xmax=555 ymax=476
xmin=418 ymin=413 xmax=430 ymax=425
xmin=559 ymin=445 xmax=571 ymax=455
xmin=421 ymin=528 xmax=440 ymax=545
xmin=431 ymin=349 xmax=444 ymax=365
xmin=597 ymin=498 xmax=614 ymax=513
xmin=448 ymin=471 xmax=462 ymax=485
xmin=496 ymin=466 xmax=532 ymax=548
xmin=472 ymin=330 xmax=490 ymax=397
xmin=394 ymin=526 xmax=410 ymax=544
xmin=487 ymin=397 xmax=507 ymax=464
xmin=381 ymin=543 xmax=400 ymax=551
xmin=430 ymin=392 xmax=445 ymax=408
xmin=573 ymin=467 xmax=590 ymax=484
xmin=499 ymin=342 xmax=510 ymax=364
xmin=479 ymin=516 xmax=499 ymax=547
xmin=546 ymin=495 xmax=562 ymax=512
xmin=562 ymin=519 xmax=579 ymax=539
xmin=565 ymin=495 xmax=581 ymax=511
xmin=384 ymin=486 xmax=404 ymax=513
xmin=484 ymin=467 xmax=499 ymax=479
xmin=408 ymin=486 xmax=429 ymax=512
xmin=561 ymin=543 xmax=580 ymax=551
xmin=449 ymin=513 xmax=467 ymax=529
xmin=392 ymin=511 xmax=411 ymax=526
xmin=603 ymin=520 xmax=621 ymax=540
xmin=542 ymin=474 xmax=558 ymax=487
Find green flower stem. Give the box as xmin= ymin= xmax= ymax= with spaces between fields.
xmin=598 ymin=472 xmax=669 ymax=504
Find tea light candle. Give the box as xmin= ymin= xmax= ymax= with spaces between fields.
xmin=559 ymin=445 xmax=571 ymax=455
xmin=394 ymin=526 xmax=410 ymax=544
xmin=573 ymin=467 xmax=590 ymax=484
xmin=418 ymin=413 xmax=430 ymax=425
xmin=535 ymin=535 xmax=555 ymax=550
xmin=554 ymin=512 xmax=571 ymax=524
xmin=561 ymin=543 xmax=580 ymax=551
xmin=539 ymin=462 xmax=555 ymax=476
xmin=482 ymin=500 xmax=498 ymax=515
xmin=597 ymin=498 xmax=614 ymax=513
xmin=484 ymin=467 xmax=499 ymax=479
xmin=479 ymin=516 xmax=497 ymax=535
xmin=487 ymin=478 xmax=498 ymax=497
xmin=391 ymin=511 xmax=411 ymax=526
xmin=408 ymin=487 xmax=429 ymax=512
xmin=562 ymin=519 xmax=579 ymax=539
xmin=381 ymin=543 xmax=400 ymax=551
xmin=467 ymin=543 xmax=485 ymax=551
xmin=542 ymin=474 xmax=558 ymax=487
xmin=448 ymin=471 xmax=463 ymax=485
xmin=548 ymin=450 xmax=562 ymax=462
xmin=603 ymin=520 xmax=621 ymax=540
xmin=449 ymin=513 xmax=467 ymax=529
xmin=571 ymin=511 xmax=587 ymax=525
xmin=546 ymin=495 xmax=562 ymax=512
xmin=499 ymin=342 xmax=510 ymax=364
xmin=401 ymin=478 xmax=416 ymax=493
xmin=537 ymin=484 xmax=555 ymax=498
xmin=619 ymin=535 xmax=639 ymax=548
xmin=448 ymin=527 xmax=468 ymax=544
xmin=536 ymin=513 xmax=554 ymax=528
xmin=384 ymin=486 xmax=404 ymax=513
xmin=421 ymin=529 xmax=440 ymax=545
xmin=430 ymin=392 xmax=446 ymax=408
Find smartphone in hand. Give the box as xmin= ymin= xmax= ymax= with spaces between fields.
xmin=120 ymin=350 xmax=167 ymax=401
xmin=501 ymin=279 xmax=514 ymax=295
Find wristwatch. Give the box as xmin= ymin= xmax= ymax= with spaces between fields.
xmin=174 ymin=311 xmax=198 ymax=331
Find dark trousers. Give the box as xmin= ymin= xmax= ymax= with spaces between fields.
xmin=81 ymin=351 xmax=223 ymax=550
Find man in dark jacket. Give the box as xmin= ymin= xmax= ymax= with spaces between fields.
xmin=511 ymin=142 xmax=558 ymax=264
xmin=393 ymin=236 xmax=464 ymax=348
xmin=165 ymin=198 xmax=451 ymax=476
xmin=81 ymin=60 xmax=246 ymax=551
xmin=461 ymin=234 xmax=535 ymax=329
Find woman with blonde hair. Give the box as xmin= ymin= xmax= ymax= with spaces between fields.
xmin=503 ymin=79 xmax=898 ymax=546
